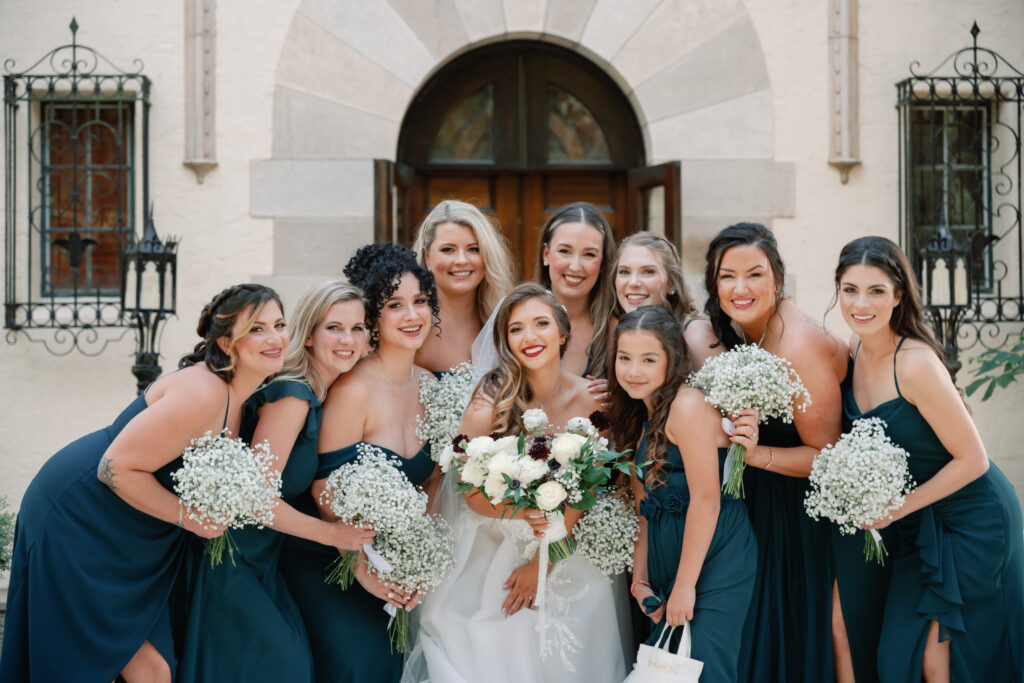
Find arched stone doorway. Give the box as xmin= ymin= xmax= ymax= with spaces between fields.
xmin=376 ymin=41 xmax=679 ymax=278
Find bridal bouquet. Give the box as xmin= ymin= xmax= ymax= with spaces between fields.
xmin=688 ymin=344 xmax=812 ymax=498
xmin=573 ymin=489 xmax=639 ymax=577
xmin=416 ymin=362 xmax=475 ymax=470
xmin=319 ymin=443 xmax=429 ymax=588
xmin=0 ymin=495 xmax=14 ymax=574
xmin=804 ymin=418 xmax=915 ymax=564
xmin=172 ymin=432 xmax=282 ymax=568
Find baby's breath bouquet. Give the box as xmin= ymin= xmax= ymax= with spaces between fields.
xmin=805 ymin=418 xmax=915 ymax=564
xmin=368 ymin=514 xmax=455 ymax=652
xmin=319 ymin=443 xmax=429 ymax=588
xmin=416 ymin=362 xmax=475 ymax=470
xmin=172 ymin=432 xmax=282 ymax=568
xmin=573 ymin=489 xmax=639 ymax=578
xmin=688 ymin=344 xmax=812 ymax=498
xmin=0 ymin=495 xmax=15 ymax=574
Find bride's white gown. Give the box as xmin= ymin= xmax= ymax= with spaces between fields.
xmin=402 ymin=478 xmax=630 ymax=683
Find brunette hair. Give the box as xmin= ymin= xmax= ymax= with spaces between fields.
xmin=608 ymin=306 xmax=691 ymax=488
xmin=476 ymin=283 xmax=571 ymax=436
xmin=343 ymin=243 xmax=440 ymax=349
xmin=179 ymin=283 xmax=283 ymax=381
xmin=533 ymin=202 xmax=617 ymax=377
xmin=411 ymin=199 xmax=515 ymax=323
xmin=831 ymin=236 xmax=944 ymax=361
xmin=703 ymin=222 xmax=786 ymax=349
xmin=611 ymin=231 xmax=699 ymax=320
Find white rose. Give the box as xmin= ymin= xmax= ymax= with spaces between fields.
xmin=522 ymin=408 xmax=549 ymax=433
xmin=465 ymin=436 xmax=495 ymax=463
xmin=535 ymin=481 xmax=568 ymax=511
xmin=493 ymin=435 xmax=520 ymax=457
xmin=487 ymin=452 xmax=516 ymax=479
xmin=484 ymin=472 xmax=508 ymax=502
xmin=566 ymin=416 xmax=593 ymax=436
xmin=439 ymin=444 xmax=457 ymax=473
xmin=460 ymin=461 xmax=486 ymax=487
xmin=517 ymin=457 xmax=549 ymax=485
xmin=550 ymin=433 xmax=587 ymax=465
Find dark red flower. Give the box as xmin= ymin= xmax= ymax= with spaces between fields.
xmin=589 ymin=410 xmax=612 ymax=431
xmin=451 ymin=434 xmax=469 ymax=454
xmin=488 ymin=432 xmax=501 ymax=440
xmin=528 ymin=439 xmax=550 ymax=460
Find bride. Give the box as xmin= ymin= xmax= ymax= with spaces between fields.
xmin=403 ymin=283 xmax=629 ymax=682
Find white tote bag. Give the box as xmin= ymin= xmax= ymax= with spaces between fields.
xmin=623 ymin=622 xmax=704 ymax=683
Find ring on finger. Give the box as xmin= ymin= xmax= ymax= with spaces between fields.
xmin=387 ymin=591 xmax=395 ymax=599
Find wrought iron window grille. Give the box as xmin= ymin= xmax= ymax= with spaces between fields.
xmin=4 ymin=18 xmax=161 ymax=358
xmin=897 ymin=22 xmax=1024 ymax=379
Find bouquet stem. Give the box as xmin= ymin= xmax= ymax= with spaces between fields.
xmin=722 ymin=442 xmax=747 ymax=499
xmin=326 ymin=550 xmax=359 ymax=588
xmin=548 ymin=535 xmax=577 ymax=562
xmin=389 ymin=608 xmax=409 ymax=654
xmin=204 ymin=529 xmax=239 ymax=569
xmin=863 ymin=529 xmax=888 ymax=565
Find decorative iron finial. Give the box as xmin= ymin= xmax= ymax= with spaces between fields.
xmin=970 ymin=21 xmax=979 ymax=41
xmin=69 ymin=17 xmax=78 ymax=37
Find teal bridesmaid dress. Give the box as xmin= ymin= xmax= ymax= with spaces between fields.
xmin=833 ymin=355 xmax=895 ymax=683
xmin=850 ymin=339 xmax=1024 ymax=682
xmin=737 ymin=418 xmax=835 ymax=683
xmin=279 ymin=441 xmax=435 ymax=683
xmin=0 ymin=393 xmax=195 ymax=682
xmin=637 ymin=429 xmax=757 ymax=683
xmin=177 ymin=379 xmax=320 ymax=682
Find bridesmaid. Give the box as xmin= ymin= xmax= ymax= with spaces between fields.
xmin=411 ymin=199 xmax=514 ymax=375
xmin=612 ymin=231 xmax=721 ymax=368
xmin=533 ymin=201 xmax=617 ymax=397
xmin=178 ymin=281 xmax=375 ymax=682
xmin=0 ymin=284 xmax=285 ymax=682
xmin=835 ymin=236 xmax=1023 ymax=683
xmin=611 ymin=305 xmax=757 ymax=683
xmin=703 ymin=223 xmax=847 ymax=683
xmin=290 ymin=244 xmax=440 ymax=683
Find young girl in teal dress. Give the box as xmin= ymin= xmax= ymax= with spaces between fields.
xmin=834 ymin=236 xmax=1023 ymax=683
xmin=0 ymin=284 xmax=285 ymax=682
xmin=703 ymin=223 xmax=849 ymax=683
xmin=611 ymin=305 xmax=758 ymax=683
xmin=177 ymin=281 xmax=374 ymax=682
xmin=284 ymin=244 xmax=441 ymax=683
xmin=411 ymin=199 xmax=514 ymax=376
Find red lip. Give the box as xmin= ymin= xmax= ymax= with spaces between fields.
xmin=522 ymin=345 xmax=545 ymax=358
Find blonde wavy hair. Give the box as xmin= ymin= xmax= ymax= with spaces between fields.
xmin=611 ymin=231 xmax=699 ymax=320
xmin=412 ymin=199 xmax=515 ymax=324
xmin=533 ymin=202 xmax=617 ymax=378
xmin=270 ymin=280 xmax=366 ymax=400
xmin=476 ymin=283 xmax=571 ymax=436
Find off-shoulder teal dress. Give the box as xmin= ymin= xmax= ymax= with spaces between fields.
xmin=850 ymin=340 xmax=1024 ymax=682
xmin=0 ymin=393 xmax=194 ymax=682
xmin=280 ymin=441 xmax=435 ymax=683
xmin=737 ymin=417 xmax=835 ymax=683
xmin=637 ymin=429 xmax=757 ymax=683
xmin=177 ymin=379 xmax=320 ymax=683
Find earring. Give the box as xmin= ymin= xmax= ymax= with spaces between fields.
xmin=543 ymin=261 xmax=549 ymax=267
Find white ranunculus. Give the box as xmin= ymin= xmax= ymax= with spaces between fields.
xmin=550 ymin=433 xmax=587 ymax=465
xmin=487 ymin=452 xmax=516 ymax=479
xmin=439 ymin=444 xmax=458 ymax=473
xmin=522 ymin=408 xmax=549 ymax=433
xmin=535 ymin=481 xmax=568 ymax=511
xmin=460 ymin=461 xmax=487 ymax=487
xmin=484 ymin=472 xmax=507 ymax=503
xmin=492 ymin=435 xmax=520 ymax=457
xmin=517 ymin=456 xmax=549 ymax=485
xmin=464 ymin=436 xmax=495 ymax=463
xmin=566 ymin=416 xmax=593 ymax=436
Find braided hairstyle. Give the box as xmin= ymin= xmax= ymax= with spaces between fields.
xmin=703 ymin=223 xmax=786 ymax=350
xmin=343 ymin=243 xmax=439 ymax=349
xmin=179 ymin=283 xmax=283 ymax=381
xmin=608 ymin=305 xmax=691 ymax=489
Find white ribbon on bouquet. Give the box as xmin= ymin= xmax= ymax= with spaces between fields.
xmin=363 ymin=543 xmax=398 ymax=626
xmin=534 ymin=511 xmax=567 ymax=654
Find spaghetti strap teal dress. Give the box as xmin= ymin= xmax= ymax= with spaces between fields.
xmin=832 ymin=353 xmax=895 ymax=683
xmin=177 ymin=379 xmax=319 ymax=683
xmin=737 ymin=418 xmax=835 ymax=683
xmin=280 ymin=441 xmax=436 ymax=683
xmin=637 ymin=429 xmax=757 ymax=683
xmin=0 ymin=392 xmax=201 ymax=682
xmin=851 ymin=339 xmax=1024 ymax=683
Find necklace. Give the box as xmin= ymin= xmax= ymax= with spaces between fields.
xmin=371 ymin=356 xmax=415 ymax=385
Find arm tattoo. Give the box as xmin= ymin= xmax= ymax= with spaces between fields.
xmin=97 ymin=455 xmax=118 ymax=493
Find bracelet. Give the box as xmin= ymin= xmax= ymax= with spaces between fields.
xmin=630 ymin=579 xmax=652 ymax=599
xmin=177 ymin=499 xmax=185 ymax=529
xmin=765 ymin=447 xmax=775 ymax=470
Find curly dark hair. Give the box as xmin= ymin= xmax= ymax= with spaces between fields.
xmin=343 ymin=243 xmax=440 ymax=348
